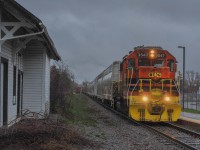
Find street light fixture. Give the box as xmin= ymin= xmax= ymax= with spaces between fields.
xmin=178 ymin=46 xmax=185 ymax=109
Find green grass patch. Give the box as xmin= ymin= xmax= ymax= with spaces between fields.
xmin=64 ymin=94 xmax=97 ymax=126
xmin=182 ymin=108 xmax=200 ymax=114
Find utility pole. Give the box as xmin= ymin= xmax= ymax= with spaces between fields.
xmin=178 ymin=46 xmax=185 ymax=109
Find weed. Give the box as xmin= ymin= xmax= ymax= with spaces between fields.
xmin=183 ymin=108 xmax=200 ymax=114
xmin=65 ymin=94 xmax=97 ymax=127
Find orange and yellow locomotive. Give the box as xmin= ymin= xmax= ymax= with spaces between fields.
xmin=86 ymin=46 xmax=181 ymax=122
xmin=118 ymin=46 xmax=181 ymax=121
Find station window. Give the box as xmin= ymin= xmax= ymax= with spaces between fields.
xmin=167 ymin=59 xmax=174 ymax=72
xmin=128 ymin=59 xmax=135 ymax=70
xmin=138 ymin=59 xmax=150 ymax=66
xmin=153 ymin=59 xmax=164 ymax=67
xmin=13 ymin=66 xmax=16 ymax=96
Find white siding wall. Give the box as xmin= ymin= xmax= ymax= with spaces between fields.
xmin=1 ymin=43 xmax=14 ymax=124
xmin=1 ymin=42 xmax=23 ymax=125
xmin=0 ymin=39 xmax=51 ymax=126
xmin=23 ymin=40 xmax=45 ymax=113
xmin=44 ymin=54 xmax=50 ymax=114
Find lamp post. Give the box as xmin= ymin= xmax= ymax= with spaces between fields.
xmin=178 ymin=46 xmax=185 ymax=109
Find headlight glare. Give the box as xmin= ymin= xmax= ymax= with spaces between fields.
xmin=142 ymin=96 xmax=148 ymax=102
xmin=165 ymin=96 xmax=170 ymax=102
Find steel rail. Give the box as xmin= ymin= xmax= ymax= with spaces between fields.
xmin=166 ymin=122 xmax=200 ymax=138
xmin=86 ymin=95 xmax=198 ymax=150
xmin=140 ymin=123 xmax=198 ymax=150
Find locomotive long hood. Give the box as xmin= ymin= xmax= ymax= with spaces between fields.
xmin=138 ymin=67 xmax=171 ymax=79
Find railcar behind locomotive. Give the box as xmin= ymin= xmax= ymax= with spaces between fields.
xmin=86 ymin=46 xmax=181 ymax=122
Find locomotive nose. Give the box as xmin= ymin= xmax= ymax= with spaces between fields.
xmin=148 ymin=104 xmax=164 ymax=115
xmin=152 ymin=105 xmax=163 ymax=114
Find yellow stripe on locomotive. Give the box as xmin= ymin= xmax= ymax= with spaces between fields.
xmin=127 ymin=79 xmax=182 ymax=122
xmin=128 ymin=90 xmax=181 ymax=122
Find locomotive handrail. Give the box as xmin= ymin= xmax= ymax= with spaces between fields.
xmin=127 ymin=68 xmax=134 ymax=106
xmin=161 ymin=79 xmax=172 ymax=95
xmin=128 ymin=83 xmax=177 ymax=87
xmin=139 ymin=79 xmax=152 ymax=91
xmin=130 ymin=79 xmax=140 ymax=95
xmin=161 ymin=79 xmax=179 ymax=96
xmin=173 ymin=79 xmax=180 ymax=96
xmin=129 ymin=79 xmax=179 ymax=97
xmin=129 ymin=83 xmax=176 ymax=87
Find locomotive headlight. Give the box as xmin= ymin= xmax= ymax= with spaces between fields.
xmin=150 ymin=50 xmax=155 ymax=54
xmin=142 ymin=96 xmax=148 ymax=102
xmin=150 ymin=53 xmax=155 ymax=58
xmin=149 ymin=50 xmax=156 ymax=59
xmin=164 ymin=96 xmax=170 ymax=102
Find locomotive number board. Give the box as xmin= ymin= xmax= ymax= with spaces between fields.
xmin=138 ymin=53 xmax=166 ymax=58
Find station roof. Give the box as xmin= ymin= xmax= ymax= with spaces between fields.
xmin=3 ymin=0 xmax=61 ymax=60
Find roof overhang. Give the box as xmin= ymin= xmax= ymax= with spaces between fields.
xmin=0 ymin=0 xmax=61 ymax=60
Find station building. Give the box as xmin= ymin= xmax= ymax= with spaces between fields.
xmin=0 ymin=0 xmax=60 ymax=127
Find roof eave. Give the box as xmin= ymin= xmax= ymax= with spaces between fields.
xmin=7 ymin=0 xmax=61 ymax=60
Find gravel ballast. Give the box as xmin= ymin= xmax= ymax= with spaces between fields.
xmin=73 ymin=95 xmax=185 ymax=150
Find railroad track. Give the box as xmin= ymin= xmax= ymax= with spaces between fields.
xmin=142 ymin=122 xmax=200 ymax=150
xmin=87 ymin=95 xmax=200 ymax=150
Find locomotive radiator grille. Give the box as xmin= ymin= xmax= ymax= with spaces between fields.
xmin=147 ymin=104 xmax=164 ymax=115
xmin=152 ymin=106 xmax=163 ymax=114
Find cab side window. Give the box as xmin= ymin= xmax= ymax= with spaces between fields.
xmin=128 ymin=59 xmax=135 ymax=70
xmin=167 ymin=59 xmax=174 ymax=72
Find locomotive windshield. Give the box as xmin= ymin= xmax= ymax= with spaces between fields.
xmin=153 ymin=59 xmax=164 ymax=67
xmin=138 ymin=59 xmax=150 ymax=66
xmin=138 ymin=59 xmax=164 ymax=67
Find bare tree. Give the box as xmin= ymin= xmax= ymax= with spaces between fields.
xmin=50 ymin=61 xmax=75 ymax=114
xmin=185 ymin=71 xmax=200 ymax=100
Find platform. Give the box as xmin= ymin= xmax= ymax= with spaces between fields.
xmin=179 ymin=112 xmax=200 ymax=125
xmin=181 ymin=112 xmax=200 ymax=120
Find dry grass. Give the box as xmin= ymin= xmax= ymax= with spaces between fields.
xmin=0 ymin=118 xmax=96 ymax=150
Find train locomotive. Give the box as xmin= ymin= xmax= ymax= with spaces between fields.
xmin=86 ymin=46 xmax=182 ymax=122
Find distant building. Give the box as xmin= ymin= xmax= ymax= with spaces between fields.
xmin=75 ymin=85 xmax=83 ymax=94
xmin=0 ymin=0 xmax=61 ymax=127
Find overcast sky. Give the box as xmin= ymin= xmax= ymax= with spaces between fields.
xmin=16 ymin=0 xmax=200 ymax=83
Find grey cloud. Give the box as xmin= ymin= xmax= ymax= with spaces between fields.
xmin=17 ymin=0 xmax=200 ymax=83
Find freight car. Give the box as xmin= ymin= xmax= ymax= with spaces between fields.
xmin=86 ymin=46 xmax=181 ymax=122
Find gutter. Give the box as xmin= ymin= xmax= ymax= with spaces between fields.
xmin=0 ymin=28 xmax=45 ymax=41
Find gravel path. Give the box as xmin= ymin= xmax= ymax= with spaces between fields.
xmin=75 ymin=95 xmax=186 ymax=150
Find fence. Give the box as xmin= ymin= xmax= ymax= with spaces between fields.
xmin=180 ymin=93 xmax=200 ymax=111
